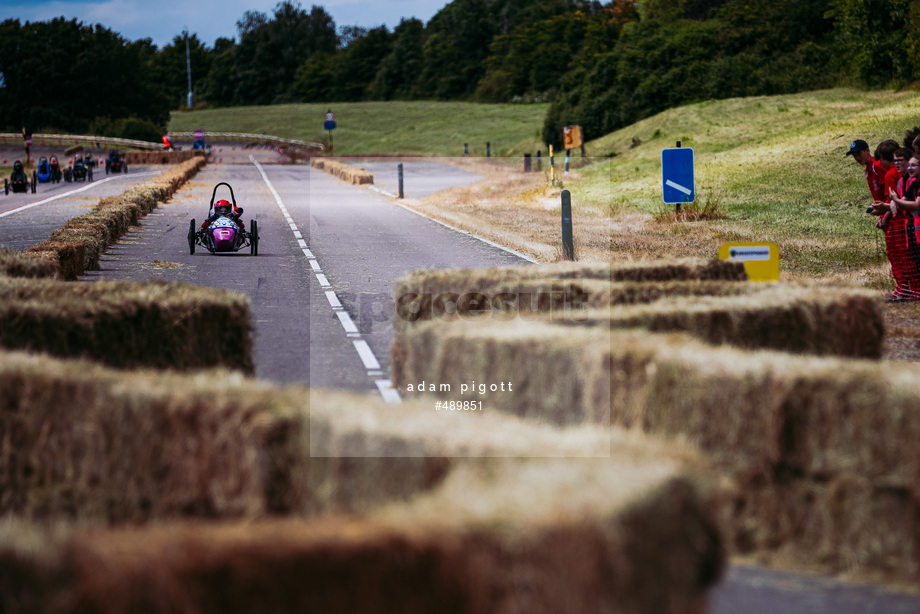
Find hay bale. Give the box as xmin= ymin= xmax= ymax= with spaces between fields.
xmin=393 ymin=319 xmax=920 ymax=579
xmin=393 ymin=318 xmax=613 ymax=425
xmin=395 ymin=318 xmax=920 ymax=480
xmin=0 ymin=416 xmax=725 ymax=614
xmin=0 ymin=351 xmax=300 ymax=522
xmin=0 ymin=248 xmax=62 ymax=280
xmin=729 ymin=473 xmax=919 ymax=580
xmin=0 ymin=278 xmax=253 ymax=372
xmin=394 ymin=260 xmax=746 ymax=303
xmin=393 ymin=261 xmax=748 ymax=331
xmin=311 ymin=158 xmax=374 ymax=185
xmin=557 ymin=287 xmax=884 ymax=358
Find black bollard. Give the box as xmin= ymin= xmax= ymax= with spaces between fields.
xmin=536 ymin=150 xmax=542 ymax=172
xmin=398 ymin=163 xmax=404 ymax=199
xmin=486 ymin=142 xmax=491 ymax=159
xmin=561 ymin=190 xmax=574 ymax=261
xmin=523 ymin=153 xmax=532 ymax=172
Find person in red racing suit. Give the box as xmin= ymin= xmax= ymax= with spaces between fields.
xmin=201 ymin=199 xmax=245 ymax=230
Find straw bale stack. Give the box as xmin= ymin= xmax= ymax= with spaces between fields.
xmin=0 ymin=278 xmax=253 ymax=372
xmin=392 ymin=261 xmax=749 ymax=334
xmin=394 ymin=317 xmax=920 ymax=579
xmin=394 ymin=259 xmax=746 ymax=299
xmin=0 ymin=248 xmax=62 ymax=280
xmin=559 ymin=286 xmax=884 ymax=358
xmin=310 ymin=158 xmax=374 ymax=185
xmin=0 ymin=385 xmax=725 ymax=614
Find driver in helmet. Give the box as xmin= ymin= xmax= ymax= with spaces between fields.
xmin=201 ymin=199 xmax=245 ymax=230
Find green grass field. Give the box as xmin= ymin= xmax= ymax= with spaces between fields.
xmin=571 ymin=88 xmax=920 ymax=280
xmin=169 ymin=101 xmax=549 ymax=157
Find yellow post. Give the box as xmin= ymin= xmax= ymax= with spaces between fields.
xmin=549 ymin=145 xmax=555 ymax=185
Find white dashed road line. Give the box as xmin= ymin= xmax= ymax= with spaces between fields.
xmin=251 ymin=155 xmax=401 ymax=404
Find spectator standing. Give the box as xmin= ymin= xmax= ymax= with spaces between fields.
xmin=846 ymin=139 xmax=887 ymax=202
xmin=886 ymin=156 xmax=920 ymax=300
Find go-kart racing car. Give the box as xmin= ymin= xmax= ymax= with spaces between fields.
xmin=105 ymin=149 xmax=127 ymax=174
xmin=64 ymin=153 xmax=92 ymax=183
xmin=188 ymin=182 xmax=259 ymax=256
xmin=36 ymin=157 xmax=52 ymax=183
xmin=49 ymin=156 xmax=62 ymax=183
xmin=5 ymin=160 xmax=35 ymax=194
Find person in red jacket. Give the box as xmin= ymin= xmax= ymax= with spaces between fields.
xmin=846 ymin=139 xmax=887 ymax=202
xmin=884 ymin=157 xmax=920 ymax=301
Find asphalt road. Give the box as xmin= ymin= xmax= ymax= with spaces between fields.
xmin=82 ymin=159 xmax=523 ymax=392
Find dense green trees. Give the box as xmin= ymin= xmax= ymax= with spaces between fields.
xmin=2 ymin=0 xmax=917 ymax=144
xmin=0 ymin=17 xmax=167 ymax=133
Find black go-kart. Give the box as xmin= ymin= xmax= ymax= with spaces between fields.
xmin=5 ymin=160 xmax=35 ymax=195
xmin=64 ymin=154 xmax=92 ymax=183
xmin=49 ymin=155 xmax=62 ymax=183
xmin=105 ymin=149 xmax=127 ymax=175
xmin=188 ymin=182 xmax=259 ymax=256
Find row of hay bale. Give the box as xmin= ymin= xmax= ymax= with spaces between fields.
xmin=310 ymin=158 xmax=374 ymax=185
xmin=0 ymin=278 xmax=253 ymax=372
xmin=21 ymin=155 xmax=206 ymax=279
xmin=390 ymin=261 xmax=920 ymax=582
xmin=125 ymin=150 xmax=204 ymax=165
xmin=0 ymin=348 xmax=725 ymax=614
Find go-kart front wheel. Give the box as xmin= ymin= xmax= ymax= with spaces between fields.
xmin=250 ymin=220 xmax=259 ymax=256
xmin=188 ymin=219 xmax=196 ymax=255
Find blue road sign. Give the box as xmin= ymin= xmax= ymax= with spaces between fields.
xmin=661 ymin=148 xmax=695 ymax=204
xmin=324 ymin=120 xmax=336 ymax=131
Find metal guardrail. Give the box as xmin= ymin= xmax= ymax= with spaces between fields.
xmin=169 ymin=132 xmax=324 ymax=153
xmin=0 ymin=133 xmax=163 ymax=150
xmin=0 ymin=132 xmax=325 ymax=154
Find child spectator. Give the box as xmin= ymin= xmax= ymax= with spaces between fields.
xmin=846 ymin=139 xmax=887 ymax=202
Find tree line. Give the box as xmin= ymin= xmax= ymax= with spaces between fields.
xmin=0 ymin=0 xmax=917 ymax=145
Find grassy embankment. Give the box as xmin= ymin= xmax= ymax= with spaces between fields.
xmin=168 ymin=101 xmax=549 ymax=157
xmin=171 ymin=89 xmax=920 ymax=289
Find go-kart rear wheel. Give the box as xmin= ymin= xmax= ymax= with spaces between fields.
xmin=188 ymin=219 xmax=196 ymax=255
xmin=250 ymin=219 xmax=259 ymax=256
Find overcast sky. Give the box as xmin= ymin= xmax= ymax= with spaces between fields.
xmin=0 ymin=0 xmax=450 ymax=48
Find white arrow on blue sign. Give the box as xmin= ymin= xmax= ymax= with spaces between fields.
xmin=661 ymin=147 xmax=695 ymax=204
